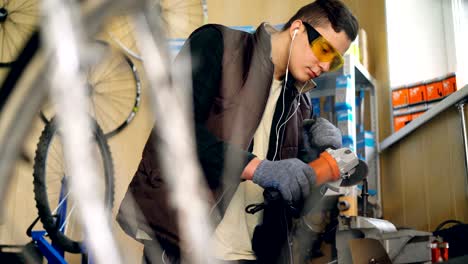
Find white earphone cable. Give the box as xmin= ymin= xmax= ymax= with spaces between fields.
xmin=272 ymin=28 xmax=299 ymax=161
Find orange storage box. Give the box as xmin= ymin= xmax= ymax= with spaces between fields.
xmin=426 ymin=78 xmax=444 ymax=101
xmin=392 ymin=87 xmax=409 ymax=108
xmin=394 ymin=114 xmax=412 ymax=132
xmin=408 ymin=82 xmax=427 ymax=104
xmin=442 ymin=73 xmax=457 ymax=96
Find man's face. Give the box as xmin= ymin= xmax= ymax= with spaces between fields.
xmin=289 ymin=21 xmax=352 ymax=83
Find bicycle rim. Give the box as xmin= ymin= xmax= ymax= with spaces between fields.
xmin=33 ymin=118 xmax=114 ymax=253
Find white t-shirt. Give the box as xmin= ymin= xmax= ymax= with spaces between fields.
xmin=211 ymin=78 xmax=283 ymax=260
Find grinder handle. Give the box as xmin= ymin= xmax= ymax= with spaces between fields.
xmin=308 ymin=150 xmax=341 ymax=185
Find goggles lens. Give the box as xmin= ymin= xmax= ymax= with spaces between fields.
xmin=303 ymin=22 xmax=344 ymax=72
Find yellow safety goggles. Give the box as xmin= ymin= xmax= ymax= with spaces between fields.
xmin=302 ymin=21 xmax=344 ymax=72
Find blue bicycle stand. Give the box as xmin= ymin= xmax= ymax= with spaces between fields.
xmin=27 ymin=178 xmax=90 ymax=264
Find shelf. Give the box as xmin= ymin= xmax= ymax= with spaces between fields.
xmin=309 ymin=58 xmax=375 ymax=98
xmin=355 ymin=60 xmax=377 ymax=88
xmin=380 ymin=85 xmax=468 ymax=151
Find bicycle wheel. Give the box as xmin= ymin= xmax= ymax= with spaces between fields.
xmin=40 ymin=41 xmax=141 ymax=138
xmin=0 ymin=0 xmax=39 ymax=67
xmin=33 ymin=117 xmax=114 ymax=253
xmin=105 ymin=0 xmax=208 ymax=60
xmin=158 ymin=0 xmax=208 ymax=38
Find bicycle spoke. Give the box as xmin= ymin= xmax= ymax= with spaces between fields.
xmin=92 ymin=58 xmax=126 ymax=83
xmin=94 ymin=92 xmax=133 ymax=109
xmin=9 ymin=13 xmax=38 ymax=24
xmin=91 ymin=96 xmax=113 ymax=132
xmin=60 ymin=203 xmax=76 ymax=233
xmin=3 ymin=22 xmax=14 ymax=61
xmin=93 ymin=100 xmax=117 ymax=131
xmin=92 ymin=78 xmax=135 ymax=92
xmin=10 ymin=22 xmax=34 ymax=39
xmin=9 ymin=0 xmax=35 ymax=14
xmin=46 ymin=174 xmax=64 ymax=182
xmin=51 ymin=191 xmax=71 ymax=215
xmin=93 ymin=93 xmax=129 ymax=118
xmin=94 ymin=92 xmax=135 ymax=106
xmin=50 ymin=142 xmax=64 ymax=167
xmin=92 ymin=68 xmax=134 ymax=84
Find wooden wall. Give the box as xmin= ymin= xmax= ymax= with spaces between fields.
xmin=381 ymin=106 xmax=468 ymax=231
xmin=341 ymin=0 xmax=391 ymax=140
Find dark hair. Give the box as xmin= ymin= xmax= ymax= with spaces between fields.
xmin=282 ymin=0 xmax=359 ymax=41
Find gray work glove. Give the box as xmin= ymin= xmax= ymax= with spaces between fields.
xmin=303 ymin=117 xmax=342 ymax=159
xmin=252 ymin=158 xmax=316 ymax=202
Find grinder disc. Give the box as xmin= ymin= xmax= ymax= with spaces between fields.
xmin=340 ymin=159 xmax=368 ymax=187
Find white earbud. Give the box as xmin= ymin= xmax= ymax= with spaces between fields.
xmin=292 ymin=28 xmax=299 ymax=40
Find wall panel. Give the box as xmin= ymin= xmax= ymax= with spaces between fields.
xmin=381 ymin=107 xmax=468 ymax=231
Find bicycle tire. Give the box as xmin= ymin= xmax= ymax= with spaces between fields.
xmin=40 ymin=40 xmax=141 ymax=138
xmin=0 ymin=0 xmax=39 ymax=67
xmin=33 ymin=117 xmax=114 ymax=253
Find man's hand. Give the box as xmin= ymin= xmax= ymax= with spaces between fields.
xmin=252 ymin=158 xmax=316 ymax=202
xmin=303 ymin=117 xmax=342 ymax=155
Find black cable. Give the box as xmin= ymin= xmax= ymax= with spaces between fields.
xmin=433 ymin=219 xmax=464 ymax=232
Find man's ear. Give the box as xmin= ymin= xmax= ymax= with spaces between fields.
xmin=289 ymin=20 xmax=303 ymax=39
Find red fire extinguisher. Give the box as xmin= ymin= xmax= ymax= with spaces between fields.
xmin=431 ymin=238 xmax=449 ymax=263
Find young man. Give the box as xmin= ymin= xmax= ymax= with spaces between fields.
xmin=117 ymin=0 xmax=359 ymax=263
